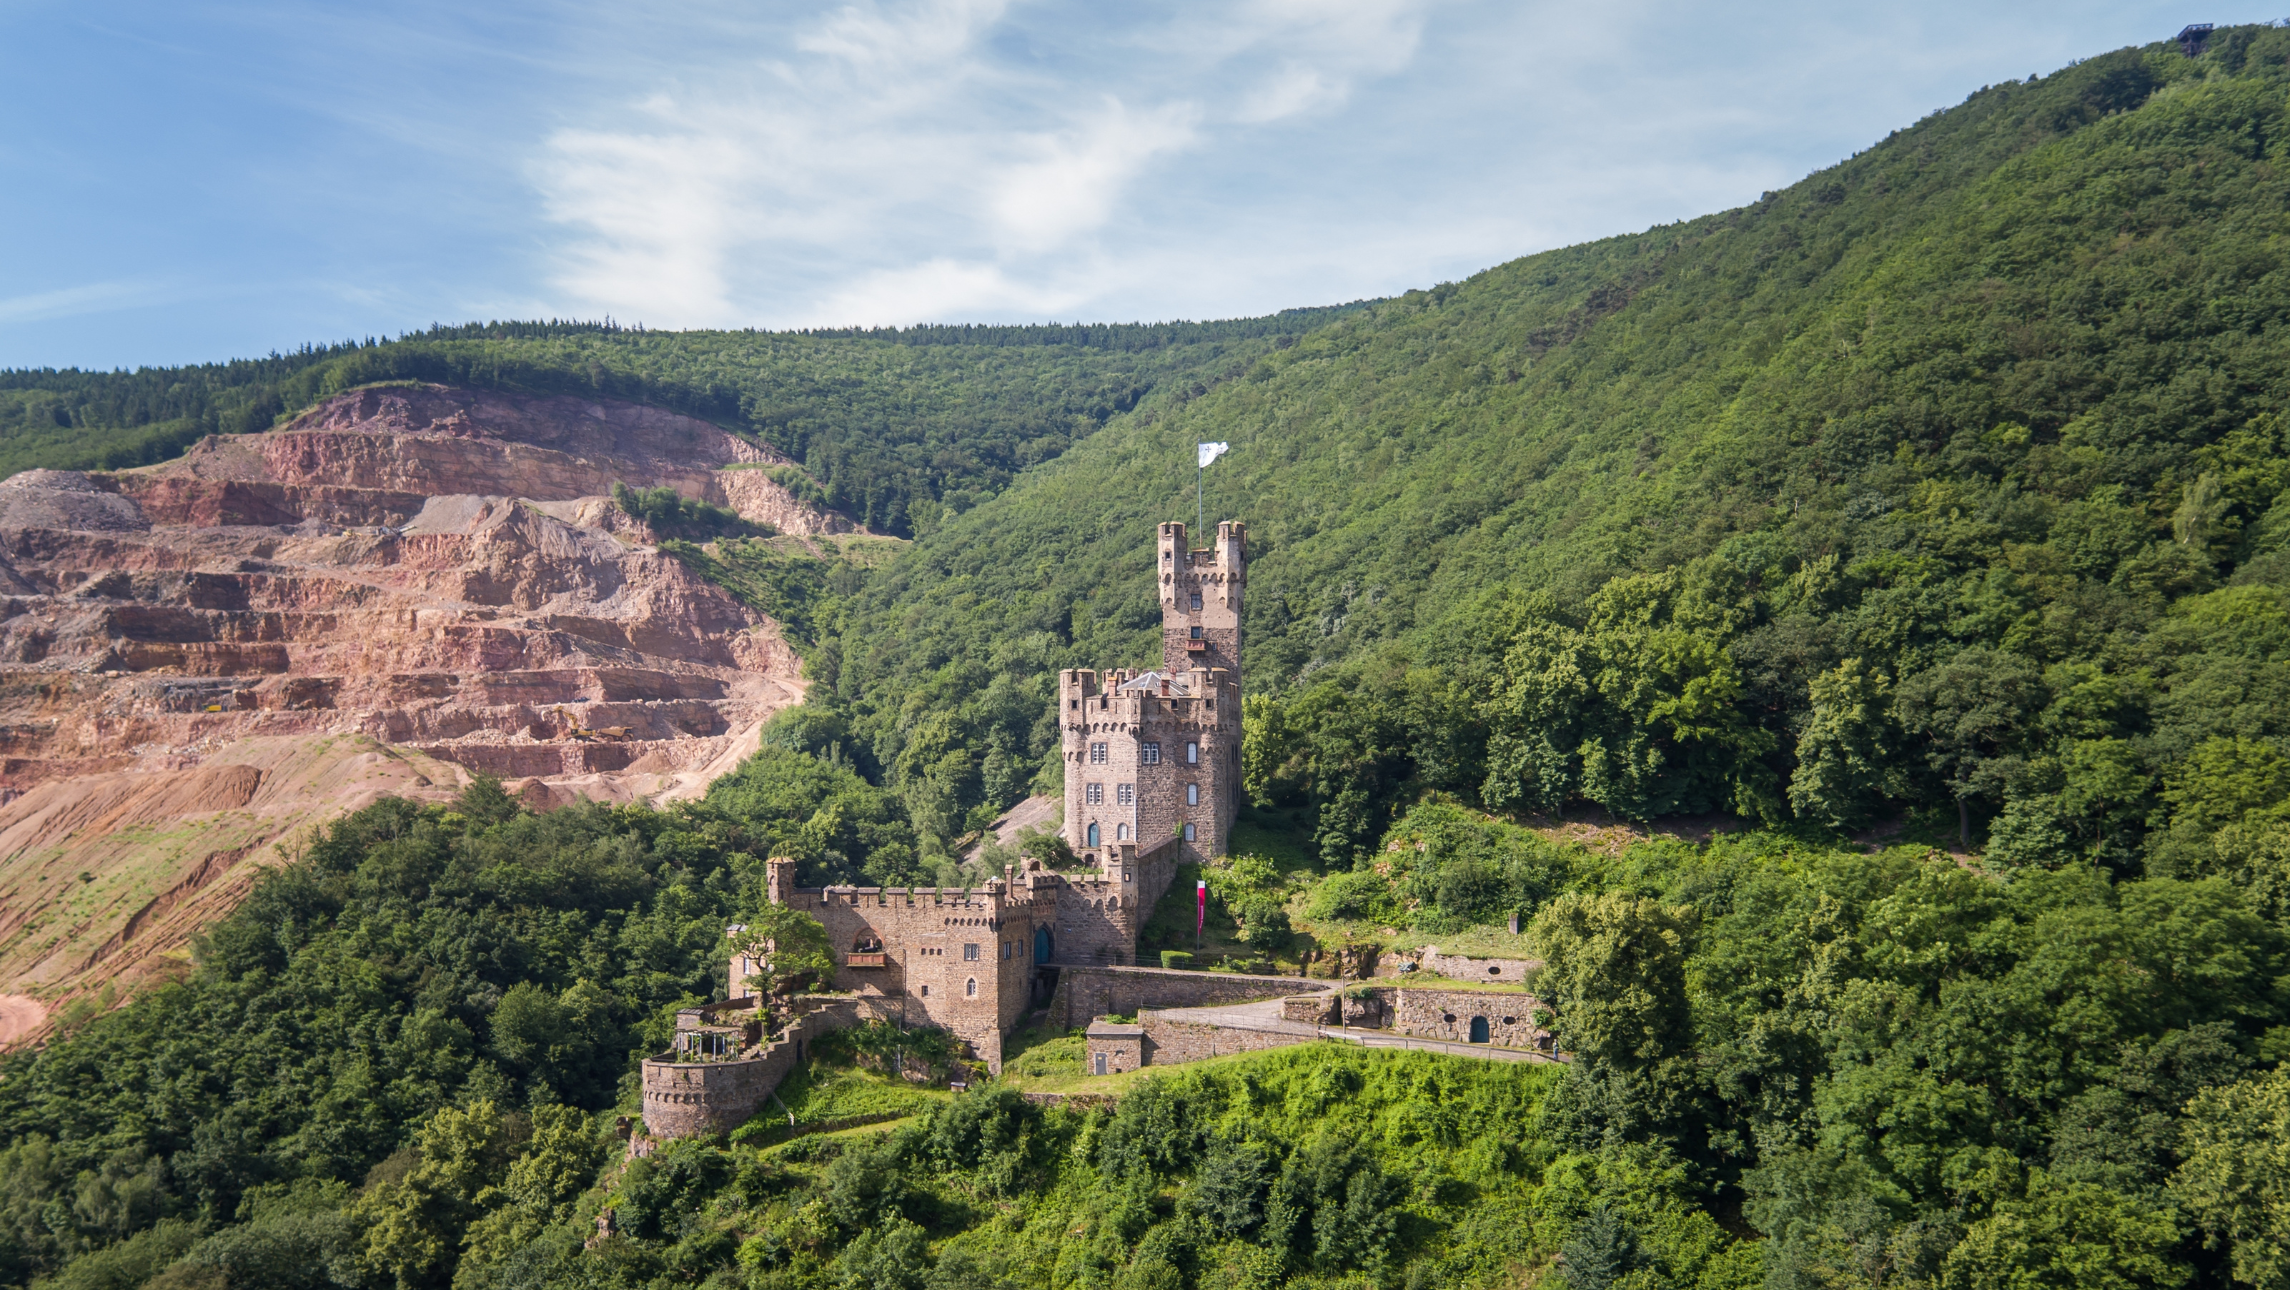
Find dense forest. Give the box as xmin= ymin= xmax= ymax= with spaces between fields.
xmin=0 ymin=313 xmax=1360 ymax=536
xmin=8 ymin=23 xmax=2290 ymax=1290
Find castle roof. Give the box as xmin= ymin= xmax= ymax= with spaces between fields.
xmin=1114 ymin=670 xmax=1193 ymax=695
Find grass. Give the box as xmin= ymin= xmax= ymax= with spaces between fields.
xmin=728 ymin=1060 xmax=952 ymax=1145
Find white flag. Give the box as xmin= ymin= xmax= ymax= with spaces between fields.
xmin=1198 ymin=441 xmax=1230 ymax=468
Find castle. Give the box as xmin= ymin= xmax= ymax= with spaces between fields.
xmin=702 ymin=521 xmax=1246 ymax=1072
xmin=637 ymin=519 xmax=1559 ymax=1138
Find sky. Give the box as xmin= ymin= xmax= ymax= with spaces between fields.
xmin=0 ymin=0 xmax=2230 ymax=370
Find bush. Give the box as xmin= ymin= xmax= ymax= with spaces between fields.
xmin=1160 ymin=951 xmax=1195 ymax=971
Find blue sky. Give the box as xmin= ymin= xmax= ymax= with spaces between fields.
xmin=0 ymin=0 xmax=2221 ymax=369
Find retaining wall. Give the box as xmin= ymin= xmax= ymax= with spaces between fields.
xmin=1385 ymin=986 xmax=1552 ymax=1050
xmin=1047 ymin=965 xmax=1329 ymax=1029
xmin=640 ymin=994 xmax=897 ymax=1138
xmin=1138 ymin=1014 xmax=1318 ymax=1064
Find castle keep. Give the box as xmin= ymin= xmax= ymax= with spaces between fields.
xmin=1061 ymin=521 xmax=1245 ymax=867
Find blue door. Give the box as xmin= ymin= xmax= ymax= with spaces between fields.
xmin=1086 ymin=823 xmax=1100 ymax=848
xmin=1034 ymin=927 xmax=1052 ymax=964
xmin=1469 ymin=1016 xmax=1489 ymax=1044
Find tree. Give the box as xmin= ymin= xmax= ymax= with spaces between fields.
xmin=2174 ymin=1067 xmax=2290 ymax=1290
xmin=1790 ymin=658 xmax=1911 ymax=830
xmin=1529 ymin=892 xmax=1694 ymax=1073
xmin=1940 ymin=1173 xmax=2187 ymax=1290
xmin=736 ymin=900 xmax=834 ymax=997
xmin=1895 ymin=648 xmax=2047 ymax=846
xmin=353 ymin=1102 xmax=524 ymax=1290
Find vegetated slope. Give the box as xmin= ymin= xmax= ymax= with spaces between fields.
xmin=0 ymin=312 xmax=1365 ymax=536
xmin=814 ymin=28 xmax=2290 ymax=869
xmin=3 ymin=783 xmax=2283 ymax=1290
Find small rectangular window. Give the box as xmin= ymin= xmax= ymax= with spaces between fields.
xmin=1003 ymin=941 xmax=1011 ymax=960
xmin=1141 ymin=742 xmax=1161 ymax=764
xmin=1186 ymin=783 xmax=1199 ymax=806
xmin=1117 ymin=783 xmax=1134 ymax=805
xmin=1086 ymin=783 xmax=1103 ymax=804
xmin=1186 ymin=741 xmax=1199 ymax=764
xmin=1090 ymin=742 xmax=1108 ymax=764
xmin=1189 ymin=592 xmax=1203 ymax=610
xmin=964 ymin=943 xmax=979 ymax=961
xmin=1190 ymin=625 xmax=1204 ymax=639
xmin=1070 ymin=698 xmax=1079 ymax=709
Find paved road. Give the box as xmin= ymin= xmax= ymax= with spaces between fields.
xmin=1147 ymin=999 xmax=1558 ymax=1064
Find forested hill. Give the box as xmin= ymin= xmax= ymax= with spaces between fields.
xmin=807 ymin=28 xmax=2290 ymax=869
xmin=0 ymin=310 xmax=1364 ymax=536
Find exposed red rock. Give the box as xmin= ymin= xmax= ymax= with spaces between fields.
xmin=0 ymin=385 xmax=843 ymax=1042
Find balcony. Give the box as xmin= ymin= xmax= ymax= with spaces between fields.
xmin=846 ymin=952 xmax=887 ymax=968
xmin=1185 ymin=639 xmax=1208 ymax=652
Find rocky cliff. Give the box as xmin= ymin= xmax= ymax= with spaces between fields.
xmin=0 ymin=385 xmax=848 ymax=1040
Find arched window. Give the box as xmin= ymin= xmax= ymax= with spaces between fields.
xmin=1183 ymin=823 xmax=1196 ymax=841
xmin=1186 ymin=783 xmax=1199 ymax=806
xmin=965 ymin=978 xmax=977 ymax=997
xmin=1086 ymin=823 xmax=1100 ymax=847
xmin=1186 ymin=741 xmax=1199 ymax=763
xmin=1116 ymin=823 xmax=1130 ymax=840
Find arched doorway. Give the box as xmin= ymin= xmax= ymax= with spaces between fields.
xmin=1086 ymin=823 xmax=1100 ymax=848
xmin=1468 ymin=1016 xmax=1489 ymax=1044
xmin=1034 ymin=927 xmax=1053 ymax=964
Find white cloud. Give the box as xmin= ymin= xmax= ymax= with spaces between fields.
xmin=526 ymin=0 xmax=1446 ymax=328
xmin=0 ymin=281 xmax=168 ymax=325
xmin=989 ymin=99 xmax=1201 ymax=251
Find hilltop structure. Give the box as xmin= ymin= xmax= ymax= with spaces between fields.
xmin=650 ymin=521 xmax=1246 ymax=1097
xmin=1060 ymin=520 xmax=1246 ymax=867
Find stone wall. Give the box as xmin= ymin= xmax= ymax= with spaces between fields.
xmin=1138 ymin=1014 xmax=1314 ymax=1064
xmin=1385 ymin=987 xmax=1552 ymax=1051
xmin=1084 ymin=1022 xmax=1145 ymax=1076
xmin=1411 ymin=947 xmax=1541 ymax=984
xmin=641 ymin=996 xmax=882 ymax=1138
xmin=1048 ymin=964 xmax=1326 ymax=1029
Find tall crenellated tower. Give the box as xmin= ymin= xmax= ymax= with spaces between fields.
xmin=1159 ymin=521 xmax=1245 ymax=676
xmin=1060 ymin=521 xmax=1245 ymax=870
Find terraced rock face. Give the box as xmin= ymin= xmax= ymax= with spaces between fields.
xmin=0 ymin=385 xmax=837 ymax=1035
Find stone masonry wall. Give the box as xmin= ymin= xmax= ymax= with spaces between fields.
xmin=1412 ymin=948 xmax=1541 ymax=984
xmin=1060 ymin=667 xmax=1239 ymax=867
xmin=1385 ymin=987 xmax=1552 ymax=1051
xmin=1139 ymin=1015 xmax=1312 ymax=1064
xmin=641 ymin=997 xmax=877 ymax=1138
xmin=1049 ymin=965 xmax=1328 ymax=1030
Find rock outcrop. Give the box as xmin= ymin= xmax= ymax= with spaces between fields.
xmin=0 ymin=385 xmax=845 ymax=1040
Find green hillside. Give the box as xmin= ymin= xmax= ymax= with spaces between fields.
xmin=0 ymin=311 xmax=1362 ymax=536
xmin=802 ymin=29 xmax=2290 ymax=874
xmin=8 ymin=25 xmax=2290 ymax=1290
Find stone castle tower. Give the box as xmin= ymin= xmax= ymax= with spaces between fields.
xmin=1059 ymin=520 xmax=1245 ymax=867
